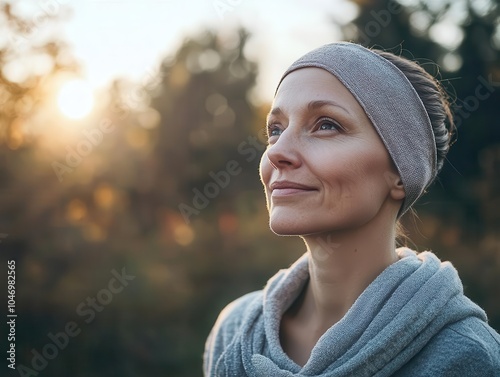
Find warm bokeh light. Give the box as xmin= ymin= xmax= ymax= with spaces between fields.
xmin=57 ymin=79 xmax=94 ymax=119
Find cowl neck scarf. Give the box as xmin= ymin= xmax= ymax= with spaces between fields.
xmin=212 ymin=248 xmax=487 ymax=376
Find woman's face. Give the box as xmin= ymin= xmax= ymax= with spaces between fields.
xmin=259 ymin=67 xmax=403 ymax=235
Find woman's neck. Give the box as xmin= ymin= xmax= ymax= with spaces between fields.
xmin=299 ymin=215 xmax=399 ymax=331
xmin=280 ymin=217 xmax=400 ymax=367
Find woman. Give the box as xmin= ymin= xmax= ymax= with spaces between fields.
xmin=203 ymin=42 xmax=500 ymax=376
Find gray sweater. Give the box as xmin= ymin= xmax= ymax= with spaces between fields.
xmin=204 ymin=248 xmax=500 ymax=376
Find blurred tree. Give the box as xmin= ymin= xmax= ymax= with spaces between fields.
xmin=0 ymin=1 xmax=78 ymax=147
xmin=145 ymin=28 xmax=262 ymax=227
xmin=0 ymin=0 xmax=79 ymax=242
xmin=342 ymin=0 xmax=500 ymax=330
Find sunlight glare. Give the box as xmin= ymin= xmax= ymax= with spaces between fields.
xmin=57 ymin=79 xmax=94 ymax=119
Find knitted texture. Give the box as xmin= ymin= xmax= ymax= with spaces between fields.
xmin=204 ymin=248 xmax=500 ymax=376
xmin=276 ymin=42 xmax=436 ymax=217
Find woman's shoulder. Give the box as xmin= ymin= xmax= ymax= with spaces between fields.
xmin=400 ymin=317 xmax=500 ymax=376
xmin=203 ymin=290 xmax=262 ymax=375
xmin=446 ymin=316 xmax=500 ymax=347
xmin=442 ymin=317 xmax=500 ymax=365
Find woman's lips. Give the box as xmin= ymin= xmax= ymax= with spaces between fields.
xmin=272 ymin=188 xmax=316 ymax=196
xmin=270 ymin=181 xmax=317 ymax=197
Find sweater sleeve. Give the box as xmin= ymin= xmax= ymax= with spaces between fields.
xmin=397 ymin=318 xmax=500 ymax=376
xmin=439 ymin=321 xmax=500 ymax=376
xmin=203 ymin=291 xmax=262 ymax=377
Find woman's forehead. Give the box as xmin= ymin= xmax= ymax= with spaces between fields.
xmin=271 ymin=67 xmax=362 ymax=115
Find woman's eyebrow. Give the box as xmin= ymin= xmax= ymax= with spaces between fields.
xmin=267 ymin=100 xmax=351 ymax=122
xmin=307 ymin=100 xmax=351 ymax=115
xmin=266 ymin=107 xmax=283 ymax=123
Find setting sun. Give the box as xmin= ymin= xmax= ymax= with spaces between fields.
xmin=57 ymin=79 xmax=94 ymax=119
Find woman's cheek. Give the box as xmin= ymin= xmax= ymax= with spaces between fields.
xmin=259 ymin=153 xmax=270 ymax=183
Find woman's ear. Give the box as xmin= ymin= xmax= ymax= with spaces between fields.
xmin=391 ymin=178 xmax=406 ymax=201
xmin=384 ymin=171 xmax=406 ymax=200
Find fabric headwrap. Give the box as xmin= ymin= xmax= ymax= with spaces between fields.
xmin=276 ymin=42 xmax=437 ymax=217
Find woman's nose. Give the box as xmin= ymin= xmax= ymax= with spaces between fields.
xmin=265 ymin=128 xmax=302 ymax=170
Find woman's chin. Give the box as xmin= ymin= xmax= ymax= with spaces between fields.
xmin=269 ymin=218 xmax=317 ymax=236
xmin=268 ymin=210 xmax=366 ymax=236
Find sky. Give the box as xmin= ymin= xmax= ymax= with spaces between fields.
xmin=31 ymin=0 xmax=357 ymax=103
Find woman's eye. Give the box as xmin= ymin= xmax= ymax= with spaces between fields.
xmin=317 ymin=118 xmax=341 ymax=131
xmin=267 ymin=125 xmax=282 ymax=137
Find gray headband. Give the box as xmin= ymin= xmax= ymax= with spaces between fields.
xmin=276 ymin=42 xmax=437 ymax=217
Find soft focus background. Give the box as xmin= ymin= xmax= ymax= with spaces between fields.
xmin=1 ymin=0 xmax=499 ymax=376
